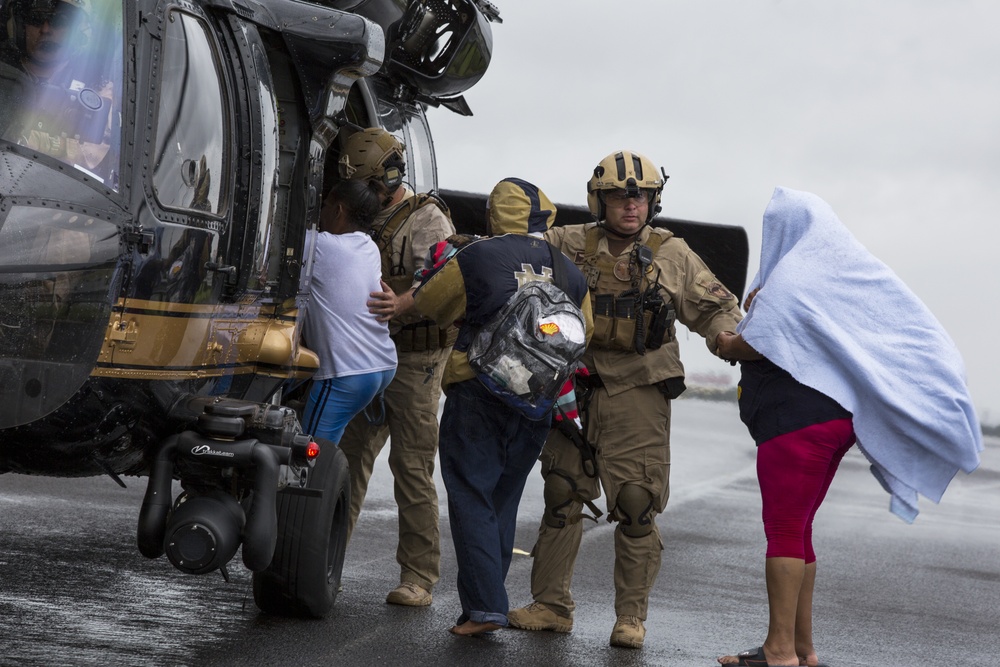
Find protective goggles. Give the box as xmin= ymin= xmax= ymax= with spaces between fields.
xmin=600 ymin=189 xmax=654 ymax=207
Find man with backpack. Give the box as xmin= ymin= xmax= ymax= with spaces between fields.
xmin=412 ymin=178 xmax=593 ymax=637
xmin=506 ymin=150 xmax=744 ymax=648
xmin=336 ymin=127 xmax=456 ymax=607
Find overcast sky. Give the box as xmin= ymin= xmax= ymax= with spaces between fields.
xmin=428 ymin=0 xmax=1000 ymax=423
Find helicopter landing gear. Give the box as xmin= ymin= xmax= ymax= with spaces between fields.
xmin=252 ymin=438 xmax=350 ymax=618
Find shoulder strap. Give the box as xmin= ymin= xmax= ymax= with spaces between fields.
xmin=419 ymin=190 xmax=451 ymax=219
xmin=374 ymin=192 xmax=452 ymax=253
xmin=644 ymin=229 xmax=664 ymax=255
xmin=583 ymin=225 xmax=601 ymax=262
xmin=373 ymin=198 xmax=417 ymax=253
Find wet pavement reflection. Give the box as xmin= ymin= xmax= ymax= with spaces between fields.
xmin=1 ymin=401 xmax=998 ymax=667
xmin=0 ymin=478 xmax=256 ymax=667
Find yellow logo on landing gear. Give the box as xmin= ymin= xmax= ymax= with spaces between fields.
xmin=539 ymin=322 xmax=560 ymax=335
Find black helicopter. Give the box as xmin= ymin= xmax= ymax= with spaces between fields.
xmin=0 ymin=0 xmax=746 ymax=619
xmin=0 ymin=0 xmax=505 ymax=617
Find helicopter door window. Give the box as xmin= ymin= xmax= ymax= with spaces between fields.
xmin=248 ymin=41 xmax=278 ymax=291
xmin=151 ymin=9 xmax=229 ymax=217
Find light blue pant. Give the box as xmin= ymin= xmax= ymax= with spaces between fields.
xmin=302 ymin=370 xmax=395 ymax=445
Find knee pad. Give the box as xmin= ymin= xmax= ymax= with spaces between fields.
xmin=542 ymin=469 xmax=579 ymax=529
xmin=615 ymin=484 xmax=655 ymax=538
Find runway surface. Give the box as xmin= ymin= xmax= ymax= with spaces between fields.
xmin=1 ymin=399 xmax=996 ymax=666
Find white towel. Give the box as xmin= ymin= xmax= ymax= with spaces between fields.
xmin=738 ymin=187 xmax=983 ymax=522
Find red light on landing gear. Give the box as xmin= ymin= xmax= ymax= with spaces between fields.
xmin=306 ymin=441 xmax=320 ymax=459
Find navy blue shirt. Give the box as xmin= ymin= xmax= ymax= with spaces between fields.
xmin=413 ymin=233 xmax=592 ymax=389
xmin=738 ymin=358 xmax=852 ymax=445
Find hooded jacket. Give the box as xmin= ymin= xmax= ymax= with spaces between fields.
xmin=413 ymin=178 xmax=594 ymax=389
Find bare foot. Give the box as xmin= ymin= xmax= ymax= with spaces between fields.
xmin=449 ymin=620 xmax=502 ymax=636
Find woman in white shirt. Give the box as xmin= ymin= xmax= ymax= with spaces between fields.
xmin=301 ymin=179 xmax=398 ymax=444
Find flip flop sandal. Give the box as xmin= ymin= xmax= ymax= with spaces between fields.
xmin=734 ymin=646 xmax=770 ymax=666
xmin=728 ymin=646 xmax=831 ymax=667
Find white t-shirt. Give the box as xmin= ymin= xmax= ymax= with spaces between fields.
xmin=303 ymin=230 xmax=397 ymax=379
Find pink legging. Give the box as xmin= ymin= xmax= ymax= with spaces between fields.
xmin=757 ymin=418 xmax=856 ymax=562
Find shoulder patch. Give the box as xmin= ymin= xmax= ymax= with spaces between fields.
xmin=707 ymin=281 xmax=735 ymax=300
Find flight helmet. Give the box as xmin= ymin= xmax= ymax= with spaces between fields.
xmin=586 ymin=150 xmax=666 ymax=223
xmin=6 ymin=0 xmax=90 ymax=55
xmin=337 ymin=127 xmax=407 ymax=193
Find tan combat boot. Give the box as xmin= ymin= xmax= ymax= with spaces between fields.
xmin=386 ymin=582 xmax=432 ymax=607
xmin=609 ymin=614 xmax=645 ymax=648
xmin=507 ymin=601 xmax=573 ymax=632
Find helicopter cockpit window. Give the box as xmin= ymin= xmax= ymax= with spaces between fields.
xmin=371 ymin=95 xmax=435 ymax=195
xmin=401 ymin=107 xmax=436 ymax=195
xmin=0 ymin=204 xmax=118 ymax=427
xmin=0 ymin=204 xmax=117 ymax=266
xmin=0 ymin=0 xmax=124 ymax=189
xmin=151 ymin=9 xmax=229 ymax=217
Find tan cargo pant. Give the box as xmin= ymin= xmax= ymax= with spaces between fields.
xmin=339 ymin=347 xmax=449 ymax=591
xmin=528 ymin=383 xmax=671 ymax=619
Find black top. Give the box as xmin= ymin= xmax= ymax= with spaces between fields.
xmin=738 ymin=358 xmax=852 ymax=445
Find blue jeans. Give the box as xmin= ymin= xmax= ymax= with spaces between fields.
xmin=439 ymin=379 xmax=550 ymax=626
xmin=303 ymin=370 xmax=395 ymax=445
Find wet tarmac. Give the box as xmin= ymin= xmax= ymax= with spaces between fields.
xmin=1 ymin=400 xmax=998 ymax=666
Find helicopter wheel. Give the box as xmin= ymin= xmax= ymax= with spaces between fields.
xmin=252 ymin=438 xmax=350 ymax=617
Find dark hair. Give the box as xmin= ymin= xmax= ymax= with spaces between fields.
xmin=325 ymin=179 xmax=382 ymax=230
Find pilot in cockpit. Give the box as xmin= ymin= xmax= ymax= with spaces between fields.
xmin=1 ymin=0 xmax=116 ymax=177
xmin=1 ymin=0 xmax=89 ymax=84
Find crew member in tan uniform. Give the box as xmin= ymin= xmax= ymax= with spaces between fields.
xmin=336 ymin=128 xmax=455 ymax=607
xmin=507 ymin=150 xmax=743 ymax=648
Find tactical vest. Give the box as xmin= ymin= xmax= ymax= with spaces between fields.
xmin=579 ymin=226 xmax=674 ymax=353
xmin=374 ymin=193 xmax=458 ymax=352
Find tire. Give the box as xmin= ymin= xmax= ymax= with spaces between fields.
xmin=252 ymin=439 xmax=350 ymax=617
